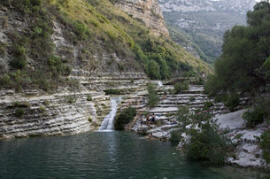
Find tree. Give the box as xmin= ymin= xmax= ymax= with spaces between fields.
xmin=147 ymin=60 xmax=160 ymax=79
xmin=205 ymin=1 xmax=270 ymax=96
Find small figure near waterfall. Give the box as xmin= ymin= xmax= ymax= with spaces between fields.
xmin=151 ymin=113 xmax=156 ymax=123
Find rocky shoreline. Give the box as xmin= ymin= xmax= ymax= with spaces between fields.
xmin=0 ymin=78 xmax=269 ymax=170
xmin=127 ymin=83 xmax=270 ymax=170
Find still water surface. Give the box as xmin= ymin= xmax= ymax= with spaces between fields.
xmin=0 ymin=132 xmax=266 ymax=179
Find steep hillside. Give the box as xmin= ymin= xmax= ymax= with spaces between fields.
xmin=0 ymin=0 xmax=210 ymax=93
xmin=159 ymin=0 xmax=257 ymax=63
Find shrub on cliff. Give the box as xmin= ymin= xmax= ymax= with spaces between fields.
xmin=261 ymin=130 xmax=270 ymax=163
xmin=9 ymin=46 xmax=27 ymax=69
xmin=174 ymin=81 xmax=189 ymax=94
xmin=224 ymin=93 xmax=240 ymax=112
xmin=243 ymin=107 xmax=265 ymax=128
xmin=177 ymin=106 xmax=190 ymax=129
xmin=184 ymin=123 xmax=229 ymax=166
xmin=147 ymin=83 xmax=160 ymax=108
xmin=104 ymin=89 xmax=122 ymax=95
xmin=114 ymin=107 xmax=136 ymax=130
xmin=147 ymin=60 xmax=161 ymax=80
xmin=14 ymin=108 xmax=25 ymax=118
xmin=169 ymin=130 xmax=182 ymax=145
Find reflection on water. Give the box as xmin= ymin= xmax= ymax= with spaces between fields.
xmin=0 ymin=132 xmax=267 ymax=179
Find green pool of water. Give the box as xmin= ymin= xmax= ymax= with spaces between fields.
xmin=0 ymin=132 xmax=267 ymax=179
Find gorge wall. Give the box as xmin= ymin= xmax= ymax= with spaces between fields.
xmin=115 ymin=0 xmax=169 ymax=37
xmin=0 ymin=0 xmax=209 ymax=139
xmin=0 ymin=1 xmax=148 ymax=139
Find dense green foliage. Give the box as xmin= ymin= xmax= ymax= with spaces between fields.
xmin=185 ymin=124 xmax=229 ymax=166
xmin=114 ymin=107 xmax=136 ymax=130
xmin=104 ymin=89 xmax=122 ymax=95
xmin=177 ymin=106 xmax=213 ymax=127
xmin=147 ymin=60 xmax=161 ymax=79
xmin=169 ymin=130 xmax=182 ymax=145
xmin=243 ymin=107 xmax=265 ymax=128
xmin=261 ymin=130 xmax=270 ymax=163
xmin=177 ymin=106 xmax=190 ymax=129
xmin=205 ymin=2 xmax=270 ymax=119
xmin=174 ymin=81 xmax=189 ymax=94
xmin=175 ymin=106 xmax=229 ymax=166
xmin=206 ymin=2 xmax=270 ymax=95
xmin=203 ymin=101 xmax=214 ymax=110
xmin=147 ymin=83 xmax=160 ymax=108
xmin=224 ymin=93 xmax=240 ymax=112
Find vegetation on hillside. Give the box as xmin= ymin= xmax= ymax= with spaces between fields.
xmin=174 ymin=81 xmax=189 ymax=94
xmin=0 ymin=0 xmax=71 ymax=92
xmin=147 ymin=83 xmax=160 ymax=108
xmin=205 ymin=1 xmax=270 ymax=163
xmin=0 ymin=0 xmax=211 ymax=92
xmin=168 ymin=26 xmax=209 ymax=63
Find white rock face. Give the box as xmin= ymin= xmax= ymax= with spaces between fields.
xmin=0 ymin=91 xmax=111 ymax=139
xmin=228 ymin=145 xmax=266 ymax=168
xmin=215 ymin=109 xmax=247 ymax=130
xmin=215 ymin=109 xmax=269 ymax=169
xmin=115 ymin=0 xmax=169 ymax=37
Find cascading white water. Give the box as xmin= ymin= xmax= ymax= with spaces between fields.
xmin=152 ymin=80 xmax=163 ymax=87
xmin=157 ymin=81 xmax=163 ymax=87
xmin=99 ymin=97 xmax=122 ymax=132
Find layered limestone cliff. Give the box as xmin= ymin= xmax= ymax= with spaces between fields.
xmin=115 ymin=0 xmax=169 ymax=37
xmin=0 ymin=73 xmax=149 ymax=139
xmin=0 ymin=90 xmax=110 ymax=139
xmin=0 ymin=5 xmax=148 ymax=139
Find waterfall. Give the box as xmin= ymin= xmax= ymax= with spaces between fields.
xmin=99 ymin=97 xmax=122 ymax=132
xmin=157 ymin=81 xmax=163 ymax=87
